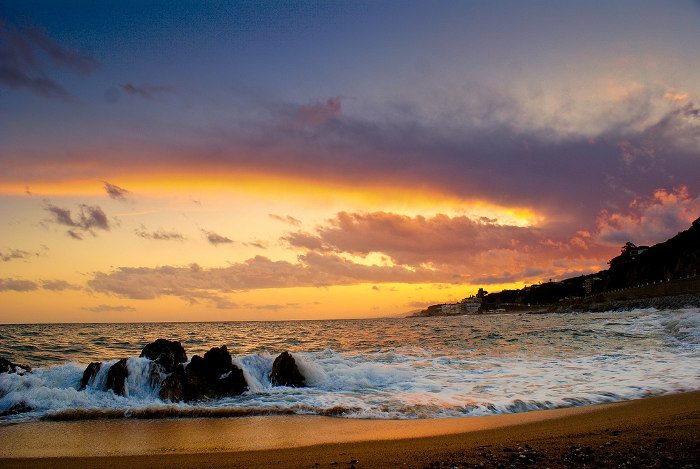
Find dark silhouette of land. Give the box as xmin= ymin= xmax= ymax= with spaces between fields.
xmin=417 ymin=218 xmax=700 ymax=316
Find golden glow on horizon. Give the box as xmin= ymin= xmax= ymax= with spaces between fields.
xmin=0 ymin=281 xmax=528 ymax=324
xmin=1 ymin=170 xmax=542 ymax=227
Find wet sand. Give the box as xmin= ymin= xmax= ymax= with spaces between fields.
xmin=1 ymin=392 xmax=698 ymax=468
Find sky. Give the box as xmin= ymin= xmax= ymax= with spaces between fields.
xmin=1 ymin=1 xmax=699 ymax=323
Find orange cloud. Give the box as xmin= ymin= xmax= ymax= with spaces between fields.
xmin=596 ymin=186 xmax=700 ymax=246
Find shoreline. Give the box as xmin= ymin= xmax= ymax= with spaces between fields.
xmin=1 ymin=391 xmax=698 ymax=467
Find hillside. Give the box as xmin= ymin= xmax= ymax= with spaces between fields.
xmin=416 ymin=218 xmax=700 ymax=316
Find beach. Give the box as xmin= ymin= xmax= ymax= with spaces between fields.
xmin=1 ymin=391 xmax=698 ymax=468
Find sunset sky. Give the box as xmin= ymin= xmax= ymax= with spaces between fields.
xmin=1 ymin=1 xmax=699 ymax=323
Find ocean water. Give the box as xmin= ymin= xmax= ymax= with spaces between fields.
xmin=1 ymin=308 xmax=699 ymax=422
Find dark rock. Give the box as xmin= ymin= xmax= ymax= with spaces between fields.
xmin=202 ymin=345 xmax=233 ymax=376
xmin=160 ymin=345 xmax=247 ymax=402
xmin=0 ymin=357 xmax=31 ymax=374
xmin=270 ymin=351 xmax=306 ymax=387
xmin=216 ymin=365 xmax=248 ymax=396
xmin=159 ymin=364 xmax=186 ymax=401
xmin=79 ymin=362 xmax=102 ymax=390
xmin=106 ymin=358 xmax=129 ymax=396
xmin=140 ymin=339 xmax=187 ymax=373
xmin=0 ymin=402 xmax=33 ymax=417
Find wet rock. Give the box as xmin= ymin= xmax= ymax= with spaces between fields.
xmin=0 ymin=402 xmax=33 ymax=417
xmin=106 ymin=358 xmax=129 ymax=396
xmin=270 ymin=351 xmax=306 ymax=387
xmin=215 ymin=365 xmax=248 ymax=396
xmin=0 ymin=357 xmax=31 ymax=374
xmin=185 ymin=345 xmax=247 ymax=399
xmin=159 ymin=364 xmax=186 ymax=401
xmin=79 ymin=362 xmax=102 ymax=390
xmin=160 ymin=345 xmax=247 ymax=402
xmin=140 ymin=339 xmax=187 ymax=373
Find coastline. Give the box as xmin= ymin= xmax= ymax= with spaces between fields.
xmin=1 ymin=391 xmax=698 ymax=468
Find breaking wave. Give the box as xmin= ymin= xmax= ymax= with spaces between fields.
xmin=1 ymin=308 xmax=699 ymax=422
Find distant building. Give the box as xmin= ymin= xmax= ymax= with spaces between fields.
xmin=438 ymin=294 xmax=482 ymax=315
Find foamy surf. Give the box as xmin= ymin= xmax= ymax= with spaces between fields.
xmin=1 ymin=308 xmax=699 ymax=422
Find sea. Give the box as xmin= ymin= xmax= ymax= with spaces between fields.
xmin=1 ymin=308 xmax=699 ymax=422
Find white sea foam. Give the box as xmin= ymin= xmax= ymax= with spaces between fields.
xmin=1 ymin=309 xmax=699 ymax=421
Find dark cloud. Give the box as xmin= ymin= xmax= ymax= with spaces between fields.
xmin=0 ymin=21 xmax=97 ymax=98
xmin=26 ymin=27 xmax=98 ymax=75
xmin=103 ymin=181 xmax=130 ymax=201
xmin=82 ymin=304 xmax=135 ymax=313
xmin=135 ymin=225 xmax=186 ymax=241
xmin=186 ymin=94 xmax=698 ymax=236
xmin=41 ymin=279 xmax=81 ymax=291
xmin=44 ymin=202 xmax=110 ymax=239
xmin=3 ymin=85 xmax=698 ymax=254
xmin=121 ymin=83 xmax=174 ymax=99
xmin=202 ymin=229 xmax=233 ymax=246
xmin=0 ymin=278 xmax=38 ymax=292
xmin=269 ymin=214 xmax=302 ymax=226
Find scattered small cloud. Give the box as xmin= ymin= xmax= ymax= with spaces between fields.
xmin=0 ymin=246 xmax=48 ymax=262
xmin=0 ymin=278 xmax=38 ymax=292
xmin=268 ymin=214 xmax=301 ymax=226
xmin=202 ymin=229 xmax=233 ymax=246
xmin=67 ymin=230 xmax=83 ymax=240
xmin=103 ymin=181 xmax=131 ymax=201
xmin=44 ymin=202 xmax=110 ymax=239
xmin=82 ymin=304 xmax=136 ymax=313
xmin=243 ymin=240 xmax=268 ymax=249
xmin=0 ymin=248 xmax=32 ymax=262
xmin=135 ymin=225 xmax=186 ymax=241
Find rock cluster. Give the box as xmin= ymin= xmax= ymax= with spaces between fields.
xmin=1 ymin=341 xmax=308 ymax=407
xmin=159 ymin=345 xmax=248 ymax=401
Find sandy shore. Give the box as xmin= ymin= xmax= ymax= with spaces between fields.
xmin=1 ymin=392 xmax=698 ymax=468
